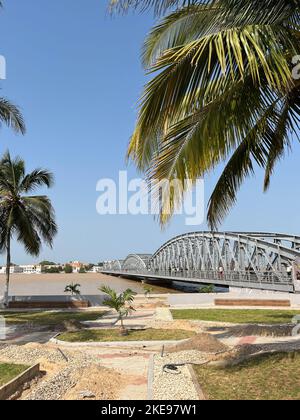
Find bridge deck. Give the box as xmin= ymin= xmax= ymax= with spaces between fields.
xmin=102 ymin=270 xmax=294 ymax=293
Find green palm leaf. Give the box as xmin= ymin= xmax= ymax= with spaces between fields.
xmin=114 ymin=0 xmax=300 ymax=228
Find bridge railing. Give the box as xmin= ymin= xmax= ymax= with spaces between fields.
xmin=102 ymin=268 xmax=293 ymax=288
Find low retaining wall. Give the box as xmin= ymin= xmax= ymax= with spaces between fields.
xmin=7 ymin=295 xmax=108 ymax=308
xmin=0 ymin=364 xmax=40 ymax=400
xmin=9 ymin=301 xmax=89 ymax=309
xmin=215 ymin=299 xmax=291 ymax=307
xmin=188 ymin=366 xmax=206 ymax=400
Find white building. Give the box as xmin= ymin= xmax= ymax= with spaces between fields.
xmin=0 ymin=265 xmax=24 ymax=275
xmin=19 ymin=265 xmax=42 ymax=274
xmin=91 ymin=266 xmax=102 ymax=273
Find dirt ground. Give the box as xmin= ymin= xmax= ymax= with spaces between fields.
xmin=63 ymin=365 xmax=125 ymax=400
xmin=167 ymin=333 xmax=228 ymax=354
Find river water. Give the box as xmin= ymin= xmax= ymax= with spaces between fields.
xmin=0 ymin=272 xmax=202 ymax=297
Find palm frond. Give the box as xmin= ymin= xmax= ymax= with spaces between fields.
xmin=118 ymin=0 xmax=300 ymax=228
xmin=264 ymin=86 xmax=300 ymax=190
xmin=109 ymin=0 xmax=199 ymax=15
xmin=20 ymin=169 xmax=54 ymax=193
xmin=0 ymin=98 xmax=26 ymax=134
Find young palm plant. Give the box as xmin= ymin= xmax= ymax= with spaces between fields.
xmin=64 ymin=283 xmax=81 ymax=296
xmin=0 ymin=152 xmax=57 ymax=306
xmin=99 ymin=285 xmax=137 ymax=335
xmin=143 ymin=284 xmax=153 ymax=299
xmin=110 ymin=0 xmax=300 ymax=229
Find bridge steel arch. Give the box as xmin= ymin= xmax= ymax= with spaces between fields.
xmin=103 ymin=260 xmax=123 ymax=271
xmin=123 ymin=254 xmax=151 ymax=271
xmin=102 ymin=232 xmax=300 ymax=293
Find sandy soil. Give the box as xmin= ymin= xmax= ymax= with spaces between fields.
xmin=63 ymin=365 xmax=125 ymax=400
xmin=166 ymin=333 xmax=228 ymax=354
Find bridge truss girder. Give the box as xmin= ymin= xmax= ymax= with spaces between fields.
xmin=103 ymin=232 xmax=300 ymax=293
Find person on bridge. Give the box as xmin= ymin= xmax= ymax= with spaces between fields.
xmin=287 ymin=266 xmax=293 ymax=278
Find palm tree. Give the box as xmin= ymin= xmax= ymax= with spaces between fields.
xmin=110 ymin=0 xmax=300 ymax=229
xmin=99 ymin=285 xmax=137 ymax=334
xmin=0 ymin=151 xmax=57 ymax=306
xmin=143 ymin=284 xmax=153 ymax=299
xmin=64 ymin=283 xmax=81 ymax=296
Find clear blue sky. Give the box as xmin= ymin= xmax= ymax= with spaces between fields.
xmin=0 ymin=0 xmax=299 ymax=265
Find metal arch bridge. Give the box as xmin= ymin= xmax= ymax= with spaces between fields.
xmin=102 ymin=232 xmax=300 ymax=293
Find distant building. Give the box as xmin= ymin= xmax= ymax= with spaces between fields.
xmin=91 ymin=266 xmax=102 ymax=273
xmin=0 ymin=265 xmax=24 ymax=274
xmin=19 ymin=265 xmax=42 ymax=274
xmin=70 ymin=261 xmax=87 ymax=273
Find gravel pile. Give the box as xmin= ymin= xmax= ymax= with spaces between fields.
xmin=152 ymin=351 xmax=207 ymax=400
xmin=0 ymin=344 xmax=103 ymax=366
xmin=25 ymin=366 xmax=77 ymax=400
xmin=0 ymin=345 xmax=70 ymax=365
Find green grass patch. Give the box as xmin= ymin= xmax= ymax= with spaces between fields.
xmin=0 ymin=310 xmax=106 ymax=326
xmin=58 ymin=328 xmax=195 ymax=343
xmin=195 ymin=352 xmax=300 ymax=400
xmin=171 ymin=309 xmax=300 ymax=324
xmin=0 ymin=363 xmax=29 ymax=387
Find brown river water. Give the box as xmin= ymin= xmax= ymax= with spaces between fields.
xmin=0 ymin=273 xmax=183 ymax=297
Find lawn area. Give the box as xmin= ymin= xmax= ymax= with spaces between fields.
xmin=0 ymin=310 xmax=106 ymax=326
xmin=58 ymin=328 xmax=195 ymax=343
xmin=195 ymin=352 xmax=300 ymax=400
xmin=171 ymin=309 xmax=300 ymax=324
xmin=0 ymin=363 xmax=29 ymax=387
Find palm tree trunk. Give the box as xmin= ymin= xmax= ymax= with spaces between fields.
xmin=120 ymin=316 xmax=124 ymax=331
xmin=119 ymin=316 xmax=128 ymax=336
xmin=4 ymin=232 xmax=11 ymax=307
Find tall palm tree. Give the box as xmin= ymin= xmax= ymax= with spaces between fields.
xmin=110 ymin=0 xmax=300 ymax=229
xmin=0 ymin=152 xmax=57 ymax=306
